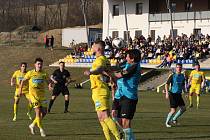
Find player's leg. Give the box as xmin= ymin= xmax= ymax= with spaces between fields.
xmin=121 ymin=118 xmax=135 ymax=140
xmin=64 ymin=95 xmax=70 ymax=113
xmin=29 ymin=98 xmax=46 ymax=137
xmin=195 ymin=86 xmax=201 ymax=109
xmin=97 ymin=110 xmax=120 ymax=140
xmin=188 ymin=87 xmax=194 ymax=107
xmin=63 ymin=87 xmax=70 ymax=113
xmin=25 ymin=93 xmax=33 ymax=120
xmin=48 ymin=95 xmax=57 ymax=113
xmin=172 ymin=106 xmax=186 ymax=124
xmin=172 ymin=94 xmax=186 ymax=125
xmin=92 ymin=88 xmax=120 ymax=140
xmin=13 ymin=94 xmax=20 ymax=121
xmin=166 ymin=94 xmax=177 ymax=127
xmin=120 ymin=96 xmax=137 ymax=139
xmin=48 ymin=86 xmax=60 ymax=113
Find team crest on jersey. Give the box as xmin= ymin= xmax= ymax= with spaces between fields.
xmin=32 ymin=78 xmax=44 ymax=83
xmin=95 ymin=101 xmax=101 ymax=108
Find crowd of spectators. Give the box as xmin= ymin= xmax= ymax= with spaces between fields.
xmin=104 ymin=33 xmax=210 ymax=67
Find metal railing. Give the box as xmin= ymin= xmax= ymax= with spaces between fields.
xmin=149 ymin=11 xmax=210 ymax=22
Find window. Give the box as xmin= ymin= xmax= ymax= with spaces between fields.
xmin=112 ymin=31 xmax=119 ymax=38
xmin=135 ymin=30 xmax=142 ymax=38
xmin=193 ymin=28 xmax=201 ymax=40
xmin=136 ymin=3 xmax=143 ymax=15
xmin=170 ymin=29 xmax=177 ymax=38
xmin=113 ymin=5 xmax=119 ymax=16
xmin=124 ymin=31 xmax=130 ymax=41
xmin=208 ymin=0 xmax=210 ymax=9
xmin=150 ymin=30 xmax=155 ymax=41
xmin=185 ymin=1 xmax=192 ymax=11
xmin=171 ymin=3 xmax=176 ymax=12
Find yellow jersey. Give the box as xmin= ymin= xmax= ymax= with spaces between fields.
xmin=24 ymin=69 xmax=48 ymax=99
xmin=12 ymin=70 xmax=29 ymax=94
xmin=190 ymin=70 xmax=205 ymax=85
xmin=90 ymin=55 xmax=110 ymax=89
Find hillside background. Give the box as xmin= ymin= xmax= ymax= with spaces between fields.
xmin=0 ymin=0 xmax=103 ymax=32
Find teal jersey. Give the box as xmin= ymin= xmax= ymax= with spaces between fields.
xmin=169 ymin=73 xmax=185 ymax=94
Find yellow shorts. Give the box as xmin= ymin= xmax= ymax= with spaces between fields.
xmin=92 ymin=87 xmax=110 ymax=111
xmin=14 ymin=91 xmax=31 ymax=100
xmin=30 ymin=95 xmax=48 ymax=109
xmin=190 ymin=84 xmax=201 ymax=95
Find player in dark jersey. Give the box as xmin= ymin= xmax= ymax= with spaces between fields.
xmin=48 ymin=61 xmax=72 ymax=113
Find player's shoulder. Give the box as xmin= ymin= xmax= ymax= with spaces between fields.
xmin=13 ymin=70 xmax=20 ymax=75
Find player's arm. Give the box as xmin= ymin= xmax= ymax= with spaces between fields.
xmin=19 ymin=78 xmax=29 ymax=95
xmin=182 ymin=77 xmax=188 ymax=95
xmin=109 ymin=61 xmax=126 ymax=72
xmin=188 ymin=72 xmax=193 ymax=86
xmin=50 ymin=74 xmax=58 ymax=84
xmin=11 ymin=72 xmax=16 ymax=86
xmin=114 ymin=63 xmax=138 ymax=79
xmin=10 ymin=76 xmax=16 ymax=86
xmin=201 ymin=73 xmax=206 ymax=88
xmin=165 ymin=74 xmax=173 ymax=99
xmin=46 ymin=75 xmax=53 ymax=91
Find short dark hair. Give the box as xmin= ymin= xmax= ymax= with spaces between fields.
xmin=35 ymin=58 xmax=43 ymax=63
xmin=194 ymin=62 xmax=200 ymax=66
xmin=20 ymin=62 xmax=27 ymax=66
xmin=176 ymin=63 xmax=182 ymax=67
xmin=94 ymin=40 xmax=106 ymax=48
xmin=126 ymin=49 xmax=141 ymax=63
xmin=59 ymin=61 xmax=65 ymax=64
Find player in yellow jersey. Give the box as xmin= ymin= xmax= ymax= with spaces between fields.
xmin=19 ymin=58 xmax=52 ymax=137
xmin=188 ymin=63 xmax=205 ymax=109
xmin=11 ymin=62 xmax=32 ymax=121
xmin=84 ymin=40 xmax=120 ymax=140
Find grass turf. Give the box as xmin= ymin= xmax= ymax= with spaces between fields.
xmin=1 ymin=46 xmax=210 ymax=140
xmin=1 ymin=85 xmax=210 ymax=140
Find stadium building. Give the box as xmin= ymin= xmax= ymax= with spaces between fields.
xmin=103 ymin=0 xmax=210 ymax=40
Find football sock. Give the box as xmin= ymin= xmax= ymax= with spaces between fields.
xmin=196 ymin=96 xmax=200 ymax=108
xmin=48 ymin=99 xmax=55 ymax=112
xmin=31 ymin=117 xmax=37 ymax=127
xmin=36 ymin=117 xmax=43 ymax=129
xmin=14 ymin=103 xmax=18 ymax=116
xmin=166 ymin=112 xmax=173 ymax=124
xmin=104 ymin=117 xmax=120 ymax=140
xmin=100 ymin=121 xmax=111 ymax=140
xmin=123 ymin=128 xmax=135 ymax=140
xmin=64 ymin=100 xmax=69 ymax=111
xmin=189 ymin=95 xmax=193 ymax=106
xmin=172 ymin=109 xmax=185 ymax=121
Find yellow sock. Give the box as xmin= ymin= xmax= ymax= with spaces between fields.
xmin=32 ymin=117 xmax=37 ymax=126
xmin=14 ymin=103 xmax=18 ymax=116
xmin=100 ymin=121 xmax=111 ymax=140
xmin=36 ymin=117 xmax=43 ymax=129
xmin=27 ymin=103 xmax=33 ymax=113
xmin=104 ymin=117 xmax=120 ymax=140
xmin=189 ymin=95 xmax=193 ymax=106
xmin=196 ymin=96 xmax=200 ymax=107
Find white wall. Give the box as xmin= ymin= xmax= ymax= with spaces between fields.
xmin=103 ymin=0 xmax=149 ymax=40
xmin=62 ymin=28 xmax=88 ymax=47
xmin=103 ymin=0 xmax=210 ymax=40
